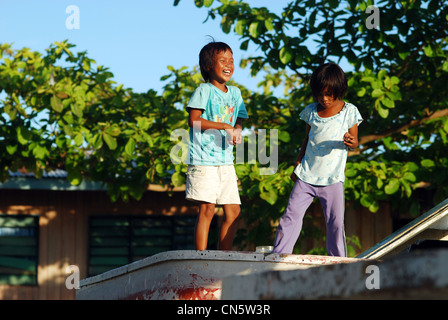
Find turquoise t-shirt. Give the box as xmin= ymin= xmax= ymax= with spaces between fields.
xmin=294 ymin=102 xmax=363 ymax=186
xmin=186 ymin=83 xmax=249 ymax=165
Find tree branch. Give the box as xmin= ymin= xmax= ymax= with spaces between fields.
xmin=348 ymin=108 xmax=448 ymax=156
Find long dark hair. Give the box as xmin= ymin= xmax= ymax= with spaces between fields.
xmin=310 ymin=63 xmax=347 ymax=100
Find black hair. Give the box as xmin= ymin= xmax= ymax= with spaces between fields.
xmin=310 ymin=63 xmax=347 ymax=100
xmin=199 ymin=39 xmax=233 ymax=82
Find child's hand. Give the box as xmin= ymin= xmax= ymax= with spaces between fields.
xmin=233 ymin=128 xmax=242 ymax=145
xmin=226 ymin=128 xmax=242 ymax=145
xmin=343 ymin=132 xmax=358 ymax=149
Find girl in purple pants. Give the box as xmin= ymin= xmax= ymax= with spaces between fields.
xmin=273 ymin=63 xmax=363 ymax=257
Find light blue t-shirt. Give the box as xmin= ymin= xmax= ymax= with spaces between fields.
xmin=186 ymin=83 xmax=249 ymax=165
xmin=294 ymin=102 xmax=363 ymax=186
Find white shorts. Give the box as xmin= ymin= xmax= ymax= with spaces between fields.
xmin=185 ymin=165 xmax=241 ymax=205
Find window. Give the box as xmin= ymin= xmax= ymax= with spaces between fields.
xmin=0 ymin=215 xmax=39 ymax=285
xmin=88 ymin=215 xmax=218 ymax=276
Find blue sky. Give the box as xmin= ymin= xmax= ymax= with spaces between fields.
xmin=1 ymin=0 xmax=290 ymax=94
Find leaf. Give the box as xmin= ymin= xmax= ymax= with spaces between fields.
xmin=171 ymin=172 xmax=186 ymax=187
xmin=443 ymin=60 xmax=448 ymax=72
xmin=357 ymin=87 xmax=366 ymax=97
xmin=385 ymin=178 xmax=400 ymax=195
xmin=6 ymin=145 xmax=17 ymax=155
xmin=369 ymin=200 xmax=379 ymax=213
xmin=360 ymin=193 xmax=374 ymax=208
xmin=125 ymin=138 xmax=136 ymax=156
xmin=402 ymin=171 xmax=416 ymax=182
xmin=361 ymin=76 xmax=376 ymax=83
xmin=155 ymin=163 xmax=165 ymax=174
xmin=294 ymin=55 xmax=303 ymax=67
xmin=385 ymin=90 xmax=401 ymax=101
xmin=74 ymin=132 xmax=83 ymax=146
xmin=398 ymin=51 xmax=409 ymax=60
xmin=404 ymin=162 xmax=419 ymax=172
xmin=106 ymin=124 xmax=121 ymax=136
xmin=68 ymin=171 xmax=82 ymax=186
xmin=381 ymin=97 xmax=395 ymax=108
xmin=82 ymin=59 xmax=90 ymax=72
xmin=264 ymin=19 xmax=274 ymax=31
xmin=278 ymin=130 xmax=290 ymax=142
xmin=71 ymin=102 xmax=84 ymax=118
xmin=377 ymin=104 xmax=389 ymax=118
xmin=17 ymin=126 xmax=32 ymax=145
xmin=421 ymin=159 xmax=435 ymax=168
xmin=376 ymin=177 xmax=384 ymax=189
xmin=345 ymin=168 xmax=357 ymax=177
xmin=32 ymin=144 xmax=49 ymax=160
xmin=372 ymin=88 xmax=384 ymax=98
xmin=390 ymin=76 xmax=400 ymax=85
xmin=249 ymin=21 xmax=261 ymax=38
xmin=378 ymin=69 xmax=387 ymax=80
xmin=402 ymin=180 xmax=413 ymax=198
xmin=240 ymin=39 xmax=249 ymax=51
xmin=260 ymin=189 xmax=278 ymax=205
xmin=50 ymin=95 xmax=63 ymax=112
xmin=221 ymin=16 xmax=232 ymax=34
xmin=194 ymin=0 xmax=204 ymax=8
xmin=235 ymin=20 xmax=246 ymax=35
xmin=279 ymin=47 xmax=293 ymax=64
xmin=423 ymin=45 xmax=433 ymax=57
xmin=91 ymin=133 xmax=103 ymax=150
xmin=444 ymin=119 xmax=448 ymax=133
xmin=235 ymin=165 xmax=250 ymax=176
xmin=102 ymin=132 xmax=117 ymax=150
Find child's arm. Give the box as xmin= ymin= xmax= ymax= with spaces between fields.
xmin=343 ymin=124 xmax=359 ymax=149
xmin=291 ymin=124 xmax=311 ymax=182
xmin=188 ymin=109 xmax=242 ymax=145
xmin=188 ymin=108 xmax=234 ymax=131
xmin=294 ymin=124 xmax=311 ymax=166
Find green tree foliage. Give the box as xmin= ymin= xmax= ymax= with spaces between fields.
xmin=0 ymin=41 xmax=199 ymax=201
xmin=1 ymin=0 xmax=447 ymax=252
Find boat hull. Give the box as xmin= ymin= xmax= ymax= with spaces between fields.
xmin=76 ymin=250 xmax=359 ymax=300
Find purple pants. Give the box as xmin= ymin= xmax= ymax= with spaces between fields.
xmin=273 ymin=179 xmax=347 ymax=256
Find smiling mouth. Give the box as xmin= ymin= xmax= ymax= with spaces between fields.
xmin=223 ymin=70 xmax=232 ymax=75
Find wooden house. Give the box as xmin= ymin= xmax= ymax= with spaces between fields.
xmin=0 ymin=170 xmax=202 ymax=299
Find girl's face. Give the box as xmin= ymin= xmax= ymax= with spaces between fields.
xmin=208 ymin=49 xmax=234 ymax=89
xmin=317 ymin=87 xmax=339 ymax=108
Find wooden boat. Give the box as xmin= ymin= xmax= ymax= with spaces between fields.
xmin=77 ymin=198 xmax=448 ymax=300
xmin=76 ymin=250 xmax=360 ymax=300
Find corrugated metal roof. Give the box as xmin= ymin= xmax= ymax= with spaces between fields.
xmin=8 ymin=169 xmax=68 ymax=179
xmin=1 ymin=169 xmax=104 ymax=191
xmin=3 ymin=169 xmax=185 ymax=192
